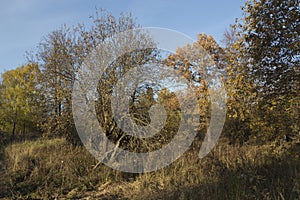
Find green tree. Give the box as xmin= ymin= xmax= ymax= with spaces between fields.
xmin=0 ymin=64 xmax=40 ymax=140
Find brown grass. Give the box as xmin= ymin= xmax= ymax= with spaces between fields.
xmin=0 ymin=138 xmax=299 ymax=199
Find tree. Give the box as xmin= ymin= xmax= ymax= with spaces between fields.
xmin=221 ymin=24 xmax=255 ymax=144
xmin=34 ymin=9 xmax=157 ymax=147
xmin=36 ymin=25 xmax=81 ymax=143
xmin=0 ymin=64 xmax=40 ymax=140
xmin=241 ymin=0 xmax=300 ymax=140
xmin=243 ymin=0 xmax=299 ymax=99
xmin=165 ymin=33 xmax=227 ymax=139
xmin=93 ymin=37 xmax=157 ymax=153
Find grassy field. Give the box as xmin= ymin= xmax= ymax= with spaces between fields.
xmin=0 ymin=136 xmax=299 ymax=199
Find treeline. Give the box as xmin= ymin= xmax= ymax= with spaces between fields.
xmin=0 ymin=0 xmax=299 ymax=147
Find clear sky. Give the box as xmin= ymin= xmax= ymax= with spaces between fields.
xmin=0 ymin=0 xmax=245 ymax=73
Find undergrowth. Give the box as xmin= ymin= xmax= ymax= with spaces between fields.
xmin=0 ymin=137 xmax=299 ymax=199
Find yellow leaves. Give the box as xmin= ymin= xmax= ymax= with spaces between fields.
xmin=253 ymin=1 xmax=260 ymax=9
xmin=228 ymin=113 xmax=238 ymax=119
xmin=0 ymin=64 xmax=39 ymax=124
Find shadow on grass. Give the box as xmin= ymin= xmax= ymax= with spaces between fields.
xmin=140 ymin=143 xmax=300 ymax=200
xmin=0 ymin=136 xmax=299 ymax=199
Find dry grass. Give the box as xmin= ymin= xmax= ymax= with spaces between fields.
xmin=0 ymin=138 xmax=119 ymax=199
xmin=0 ymin=138 xmax=299 ymax=199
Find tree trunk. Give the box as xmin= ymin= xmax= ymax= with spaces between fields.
xmin=11 ymin=111 xmax=17 ymax=142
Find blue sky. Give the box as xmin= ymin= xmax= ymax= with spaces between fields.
xmin=0 ymin=0 xmax=244 ymax=73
